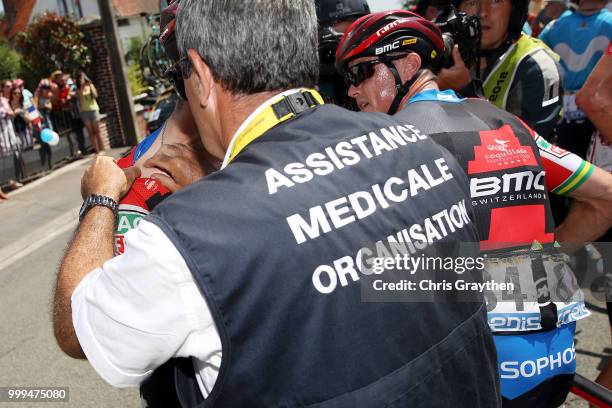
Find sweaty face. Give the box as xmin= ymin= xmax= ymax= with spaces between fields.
xmin=459 ymin=0 xmax=512 ymax=50
xmin=346 ymin=57 xmax=398 ymax=113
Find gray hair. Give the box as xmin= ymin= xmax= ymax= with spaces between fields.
xmin=176 ymin=0 xmax=319 ymax=94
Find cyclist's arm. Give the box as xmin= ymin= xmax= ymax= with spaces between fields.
xmin=535 ymin=134 xmax=612 ymax=241
xmin=576 ymin=42 xmax=612 ymax=143
xmin=556 ymin=167 xmax=612 ymax=243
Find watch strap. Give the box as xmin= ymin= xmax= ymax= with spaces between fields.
xmin=79 ymin=194 xmax=119 ymax=221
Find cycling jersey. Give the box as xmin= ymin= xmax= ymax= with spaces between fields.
xmin=402 ymin=90 xmax=592 ymax=248
xmin=540 ymin=8 xmax=612 ymax=125
xmin=114 ymin=127 xmax=170 ymax=255
xmin=539 ymin=9 xmax=612 ymax=92
xmin=396 ymin=89 xmax=591 ymax=406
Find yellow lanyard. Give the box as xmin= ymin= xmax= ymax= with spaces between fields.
xmin=226 ymin=89 xmax=324 ymax=164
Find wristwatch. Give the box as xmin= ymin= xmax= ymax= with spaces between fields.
xmin=79 ymin=194 xmax=119 ymax=221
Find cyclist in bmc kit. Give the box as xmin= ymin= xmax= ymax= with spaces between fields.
xmin=114 ymin=99 xmax=213 ymax=254
xmin=336 ymin=10 xmax=612 ymax=407
xmin=114 ymin=0 xmax=218 ymax=256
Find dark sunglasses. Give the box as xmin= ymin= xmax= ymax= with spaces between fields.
xmin=343 ymin=54 xmax=406 ymax=87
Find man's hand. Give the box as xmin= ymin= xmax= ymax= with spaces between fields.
xmin=437 ymin=45 xmax=472 ymax=91
xmin=81 ymin=156 xmax=140 ymax=201
xmin=143 ymin=143 xmax=210 ymax=192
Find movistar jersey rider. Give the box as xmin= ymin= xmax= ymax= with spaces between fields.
xmin=539 ymin=7 xmax=612 ymax=121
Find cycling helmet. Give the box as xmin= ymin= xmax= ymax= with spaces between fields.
xmin=315 ymin=0 xmax=371 ymax=25
xmin=335 ymin=10 xmax=445 ymax=114
xmin=160 ymin=0 xmax=186 ymax=99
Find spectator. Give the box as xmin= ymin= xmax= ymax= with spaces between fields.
xmin=63 ymin=73 xmax=85 ymax=156
xmin=33 ymin=79 xmax=55 ymax=169
xmin=539 ymin=0 xmax=611 ymax=159
xmin=0 ymin=79 xmax=24 ymax=187
xmin=13 ymin=78 xmax=33 ymax=109
xmin=49 ymin=70 xmax=62 ymax=120
xmin=76 ymin=72 xmax=102 ymax=154
xmin=10 ymin=83 xmax=34 ymax=150
xmin=50 ymin=71 xmax=80 ymax=156
xmin=0 ymin=80 xmax=15 ymax=153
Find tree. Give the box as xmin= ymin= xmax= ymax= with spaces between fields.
xmin=0 ymin=40 xmax=21 ymax=80
xmin=14 ymin=12 xmax=91 ymax=83
xmin=127 ymin=62 xmax=148 ymax=96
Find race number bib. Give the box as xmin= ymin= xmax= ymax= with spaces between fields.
xmin=562 ymin=94 xmax=586 ymax=121
xmin=483 ymin=251 xmax=590 ymax=332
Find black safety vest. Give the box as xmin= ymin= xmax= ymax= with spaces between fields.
xmin=148 ymin=104 xmax=500 ymax=407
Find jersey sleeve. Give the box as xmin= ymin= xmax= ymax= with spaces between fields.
xmin=534 ymin=134 xmax=595 ymax=195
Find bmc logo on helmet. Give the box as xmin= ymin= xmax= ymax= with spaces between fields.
xmin=375 ymin=40 xmax=400 ymax=55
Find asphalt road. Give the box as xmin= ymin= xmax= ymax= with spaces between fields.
xmin=0 ymin=152 xmax=609 ymax=407
xmin=0 ymin=151 xmax=139 ymax=408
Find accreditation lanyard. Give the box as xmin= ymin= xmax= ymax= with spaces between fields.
xmin=222 ymin=89 xmax=324 ymax=168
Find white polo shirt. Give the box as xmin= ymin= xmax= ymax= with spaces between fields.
xmin=71 ymin=89 xmax=309 ymax=397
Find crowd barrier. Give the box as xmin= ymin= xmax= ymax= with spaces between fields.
xmin=0 ymin=111 xmax=90 ymax=187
